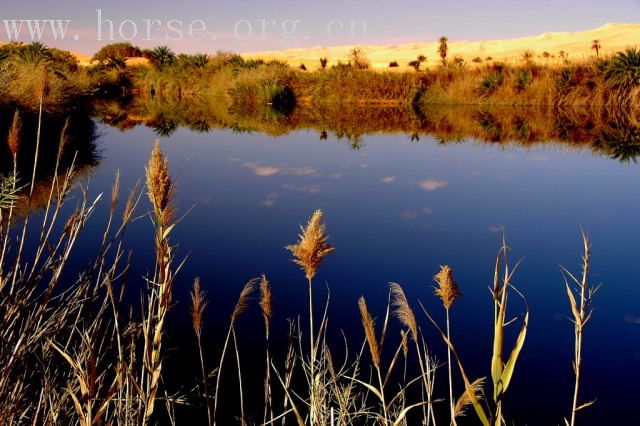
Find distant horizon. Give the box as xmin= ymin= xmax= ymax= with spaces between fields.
xmin=0 ymin=0 xmax=639 ymax=55
xmin=0 ymin=20 xmax=637 ymax=59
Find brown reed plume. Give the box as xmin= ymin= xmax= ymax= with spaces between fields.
xmin=390 ymin=283 xmax=435 ymax=426
xmin=259 ymin=275 xmax=274 ymax=425
xmin=358 ymin=296 xmax=388 ymax=423
xmin=213 ymin=278 xmax=257 ymax=426
xmin=433 ymin=265 xmax=462 ymax=425
xmin=146 ymin=140 xmax=174 ymax=226
xmin=8 ymin=110 xmax=21 ymax=159
xmin=190 ymin=278 xmax=211 ymax=425
xmin=562 ymin=231 xmax=599 ymax=426
xmin=286 ymin=209 xmax=335 ymax=281
xmin=142 ymin=141 xmax=178 ymax=424
xmin=359 ymin=297 xmax=381 ymax=367
xmin=286 ymin=209 xmax=334 ymax=425
xmin=454 ymin=378 xmax=485 ymax=418
xmin=434 ymin=265 xmax=461 ymax=311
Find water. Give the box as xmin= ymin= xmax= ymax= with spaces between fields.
xmin=5 ymin=105 xmax=640 ymax=424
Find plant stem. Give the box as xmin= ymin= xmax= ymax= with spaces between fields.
xmin=308 ymin=277 xmax=316 ymax=425
xmin=446 ymin=310 xmax=457 ymax=426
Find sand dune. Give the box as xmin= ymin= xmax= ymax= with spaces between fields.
xmin=242 ymin=23 xmax=640 ymax=70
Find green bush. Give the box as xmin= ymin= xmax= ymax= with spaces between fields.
xmin=477 ymin=71 xmax=503 ymax=97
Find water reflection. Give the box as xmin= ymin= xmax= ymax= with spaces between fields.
xmin=0 ymin=109 xmax=99 ymax=215
xmin=93 ymin=98 xmax=640 ymax=163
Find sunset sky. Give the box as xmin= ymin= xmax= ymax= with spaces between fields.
xmin=1 ymin=0 xmax=639 ymax=54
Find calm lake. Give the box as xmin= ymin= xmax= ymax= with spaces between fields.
xmin=4 ymin=104 xmax=640 ymax=424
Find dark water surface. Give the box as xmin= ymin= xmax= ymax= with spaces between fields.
xmin=8 ymin=105 xmax=640 ymax=425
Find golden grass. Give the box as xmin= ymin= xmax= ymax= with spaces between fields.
xmin=0 ymin=110 xmax=603 ymax=426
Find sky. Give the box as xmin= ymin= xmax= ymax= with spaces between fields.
xmin=1 ymin=0 xmax=639 ymax=54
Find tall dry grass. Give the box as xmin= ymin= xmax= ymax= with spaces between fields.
xmin=0 ymin=103 xmax=604 ymax=425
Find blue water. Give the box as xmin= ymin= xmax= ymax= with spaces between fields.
xmin=67 ymin=117 xmax=640 ymax=425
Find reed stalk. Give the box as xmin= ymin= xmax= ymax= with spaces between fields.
xmin=286 ymin=209 xmax=334 ymax=424
xmin=563 ymin=231 xmax=598 ymax=426
xmin=433 ymin=265 xmax=462 ymax=426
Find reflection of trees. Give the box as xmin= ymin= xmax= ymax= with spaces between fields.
xmin=593 ymin=123 xmax=640 ymax=163
xmin=0 ymin=109 xmax=99 ymax=215
xmin=91 ymin=96 xmax=640 ymax=162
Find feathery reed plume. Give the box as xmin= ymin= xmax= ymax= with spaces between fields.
xmin=433 ymin=265 xmax=462 ymax=425
xmin=213 ymin=278 xmax=257 ymax=426
xmin=259 ymin=274 xmax=273 ymax=334
xmin=286 ymin=209 xmax=335 ymax=280
xmin=390 ymin=283 xmax=417 ymax=341
xmin=191 ymin=278 xmax=207 ymax=336
xmin=259 ymin=275 xmax=274 ymax=425
xmin=563 ymin=231 xmax=598 ymax=426
xmin=7 ymin=110 xmax=21 ymax=158
xmin=232 ymin=278 xmax=255 ymax=321
xmin=142 ymin=141 xmax=178 ymax=423
xmin=190 ymin=278 xmax=211 ymax=426
xmin=434 ymin=265 xmax=461 ymax=310
xmin=358 ymin=297 xmax=380 ymax=367
xmin=358 ymin=296 xmax=388 ymax=424
xmin=57 ymin=118 xmax=70 ymax=163
xmin=390 ymin=282 xmax=434 ymax=426
xmin=454 ymin=378 xmax=485 ymax=418
xmin=146 ymin=140 xmax=174 ymax=225
xmin=286 ymin=209 xmax=334 ymax=425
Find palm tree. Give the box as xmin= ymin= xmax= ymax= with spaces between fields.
xmin=521 ymin=50 xmax=535 ymax=64
xmin=190 ymin=53 xmax=209 ymax=68
xmin=591 ymin=39 xmax=602 ymax=58
xmin=438 ymin=36 xmax=449 ymax=65
xmin=148 ymin=46 xmax=175 ymax=67
xmin=348 ymin=47 xmax=369 ymax=69
xmin=17 ymin=42 xmax=51 ymax=66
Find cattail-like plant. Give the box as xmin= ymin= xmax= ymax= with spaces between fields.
xmin=433 ymin=265 xmax=462 ymax=425
xmin=213 ymin=278 xmax=257 ymax=426
xmin=259 ymin=274 xmax=274 ymax=425
xmin=562 ymin=231 xmax=599 ymax=426
xmin=286 ymin=209 xmax=334 ymax=425
xmin=190 ymin=278 xmax=211 ymax=426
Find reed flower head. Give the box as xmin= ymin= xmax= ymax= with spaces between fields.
xmin=286 ymin=209 xmax=335 ymax=280
xmin=190 ymin=277 xmax=208 ymax=335
xmin=8 ymin=110 xmax=21 ymax=157
xmin=231 ymin=278 xmax=257 ymax=322
xmin=145 ymin=140 xmax=174 ymax=224
xmin=259 ymin=274 xmax=273 ymax=333
xmin=454 ymin=377 xmax=485 ymax=418
xmin=390 ymin=283 xmax=418 ymax=342
xmin=358 ymin=296 xmax=380 ymax=367
xmin=434 ymin=265 xmax=462 ymax=310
